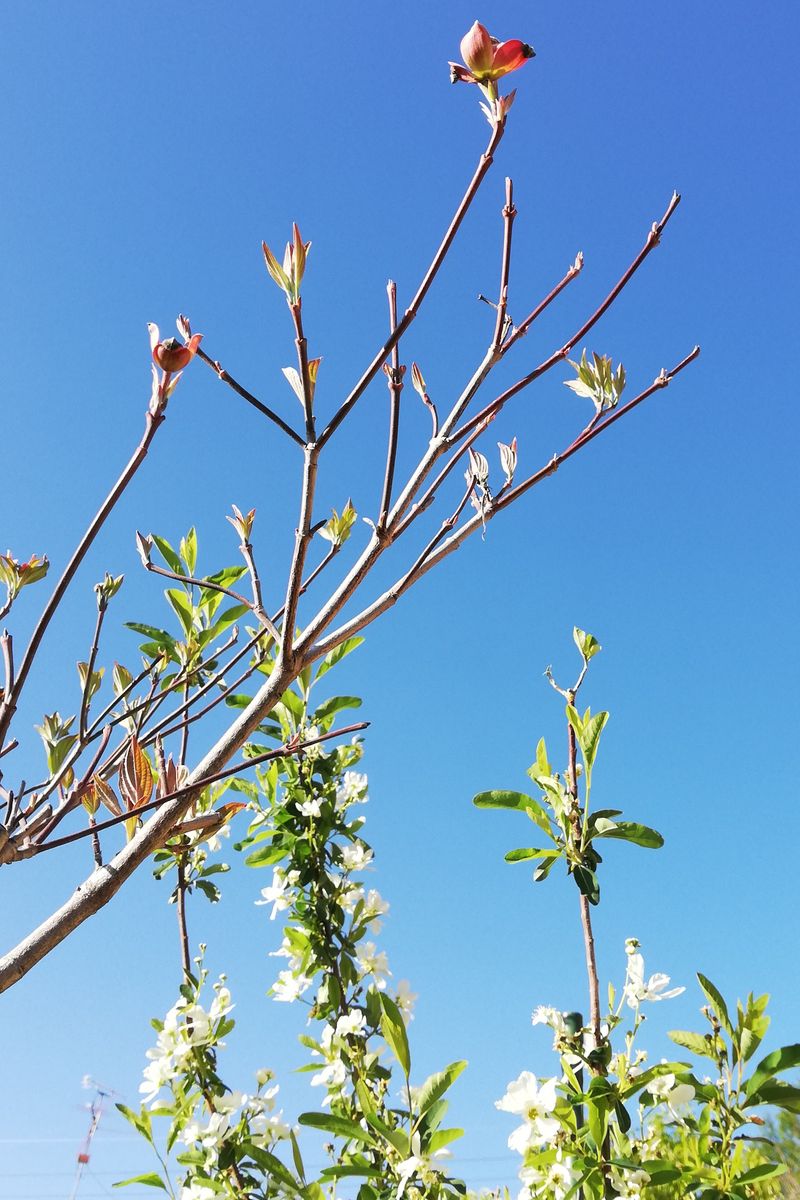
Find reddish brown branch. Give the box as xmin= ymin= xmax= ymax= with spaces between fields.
xmin=319 ymin=119 xmax=508 ymax=447
xmin=195 ymin=347 xmax=305 ymax=447
xmin=451 ymin=193 xmax=682 ymax=444
xmin=378 ymin=281 xmax=403 ymax=532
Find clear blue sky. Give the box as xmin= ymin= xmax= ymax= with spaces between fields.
xmin=1 ymin=2 xmax=798 ymax=1196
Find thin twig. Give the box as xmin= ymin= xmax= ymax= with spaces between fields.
xmin=195 ymin=346 xmax=305 ymax=447
xmin=289 ymin=303 xmax=315 ymax=443
xmin=178 ymin=683 xmax=190 ymax=766
xmin=503 ymin=251 xmax=583 ymax=352
xmin=491 ymin=178 xmax=516 ymax=351
xmin=152 ymin=660 xmax=259 ymax=743
xmin=79 ymin=601 xmax=108 ymax=741
xmin=306 ymin=348 xmax=700 ymax=662
xmin=378 ymin=281 xmax=403 ymax=533
xmin=279 ymin=444 xmax=320 ymax=663
xmin=319 ymin=118 xmax=508 ymax=447
xmin=451 ymin=193 xmax=682 ymax=444
xmin=144 ymin=560 xmax=251 ymax=611
xmin=0 ymin=382 xmax=173 ymax=747
xmin=29 ymin=722 xmax=369 ymax=856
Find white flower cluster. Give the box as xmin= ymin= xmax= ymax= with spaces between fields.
xmin=518 ymin=1154 xmax=579 ymax=1200
xmin=140 ymin=982 xmax=233 ymax=1106
xmin=336 ymin=769 xmax=369 ymax=808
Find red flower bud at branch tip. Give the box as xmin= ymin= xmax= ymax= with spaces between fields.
xmin=449 ymin=21 xmax=534 ymax=87
xmin=148 ymin=322 xmax=203 ymax=373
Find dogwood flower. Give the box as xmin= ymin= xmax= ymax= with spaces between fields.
xmin=450 ymin=22 xmax=534 ymax=87
xmin=496 ymin=1072 xmax=560 ymax=1153
xmin=623 ymin=950 xmax=684 ymax=1008
xmin=148 ymin=322 xmax=203 ymax=373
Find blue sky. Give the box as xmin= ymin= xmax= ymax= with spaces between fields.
xmin=1 ymin=1 xmax=798 ymax=1195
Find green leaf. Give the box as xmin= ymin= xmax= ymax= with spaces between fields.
xmin=415 ymin=1061 xmax=467 ymax=1119
xmin=669 ymin=1030 xmax=717 ymax=1058
xmin=298 ymin=1112 xmax=377 ymax=1147
xmin=473 ymin=789 xmax=535 ymax=811
xmin=379 ymin=992 xmax=411 ymax=1076
xmin=620 ymin=1062 xmax=690 ymax=1100
xmin=320 ymin=1166 xmax=384 ymax=1180
xmin=428 ymin=1128 xmax=464 ymax=1153
xmin=581 ymin=710 xmax=609 ymax=772
xmin=124 ymin=622 xmax=174 ymax=646
xmin=745 ymin=1081 xmax=800 ymax=1113
xmin=745 ymin=1044 xmax=800 ymax=1099
xmin=505 ymin=848 xmax=560 ymax=863
xmin=113 ymin=1175 xmax=168 ymax=1191
xmin=180 ymin=527 xmax=198 ymax=575
xmin=151 ymin=535 xmax=183 ymax=574
xmin=115 ymin=1103 xmax=152 ymax=1144
xmin=697 ymin=974 xmax=735 ymax=1038
xmin=594 ymin=821 xmax=664 ymax=849
xmin=735 ymin=1163 xmax=787 ymax=1184
xmin=573 ymin=627 xmax=602 ymax=661
xmin=315 ymin=695 xmax=362 ymax=722
xmin=473 ymin=790 xmax=552 ymax=838
xmin=165 ymin=588 xmax=195 ymax=637
xmin=573 ymin=864 xmax=600 ymax=905
xmin=315 ymin=636 xmax=365 ymax=681
xmin=246 ymin=1145 xmax=299 ymax=1191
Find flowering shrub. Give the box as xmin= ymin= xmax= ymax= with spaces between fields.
xmin=117 ymin=630 xmax=798 ymax=1199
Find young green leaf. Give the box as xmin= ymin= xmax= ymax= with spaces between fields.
xmin=415 ymin=1061 xmax=467 ymax=1119
xmin=697 ymin=973 xmax=735 ymax=1038
xmin=379 ymin=992 xmax=411 ymax=1076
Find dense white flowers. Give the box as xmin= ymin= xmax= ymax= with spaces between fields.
xmin=519 ymin=1154 xmax=578 ymax=1200
xmin=496 ymin=1072 xmax=560 ymax=1153
xmin=341 ymin=842 xmax=373 ymax=871
xmin=609 ymin=1167 xmax=650 ymax=1198
xmin=335 ymin=1009 xmax=367 ymax=1039
xmin=336 ymin=770 xmax=369 ymax=807
xmin=272 ymin=969 xmax=313 ymax=1003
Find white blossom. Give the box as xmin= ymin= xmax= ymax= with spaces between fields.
xmin=180 ymin=1182 xmax=216 ymax=1200
xmin=496 ymin=1072 xmax=560 ymax=1153
xmin=336 ymin=770 xmax=369 ymax=808
xmin=272 ymin=969 xmax=313 ymax=1003
xmin=256 ymin=869 xmax=300 ymax=919
xmin=342 ymin=842 xmax=373 ymax=871
xmin=356 ymin=942 xmax=390 ymax=989
xmin=623 ymin=951 xmax=684 ymax=1008
xmin=298 ymin=795 xmax=322 ymax=818
xmin=609 ymin=1168 xmax=650 ymax=1198
xmin=396 ymin=979 xmax=418 ymax=1019
xmin=335 ymin=1010 xmax=367 ymax=1039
